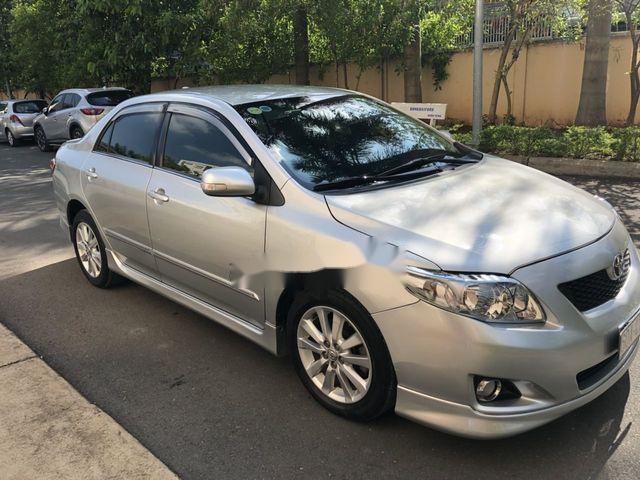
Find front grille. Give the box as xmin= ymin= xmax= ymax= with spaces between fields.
xmin=558 ymin=253 xmax=630 ymax=312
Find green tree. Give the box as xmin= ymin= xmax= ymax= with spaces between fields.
xmin=201 ymin=0 xmax=293 ymax=84
xmin=293 ymin=1 xmax=311 ymax=84
xmin=9 ymin=0 xmax=80 ymax=97
xmin=488 ymin=0 xmax=581 ymax=124
xmin=614 ymin=0 xmax=640 ymax=125
xmin=0 ymin=0 xmax=14 ymax=97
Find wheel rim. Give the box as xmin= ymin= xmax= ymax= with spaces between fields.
xmin=7 ymin=131 xmax=14 ymax=145
xmin=72 ymin=128 xmax=83 ymax=139
xmin=36 ymin=129 xmax=45 ymax=149
xmin=296 ymin=306 xmax=372 ymax=404
xmin=75 ymin=222 xmax=101 ymax=278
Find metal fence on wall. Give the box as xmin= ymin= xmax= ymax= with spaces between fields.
xmin=454 ymin=3 xmax=634 ymax=49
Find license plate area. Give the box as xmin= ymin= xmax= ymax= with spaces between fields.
xmin=620 ymin=310 xmax=640 ymax=358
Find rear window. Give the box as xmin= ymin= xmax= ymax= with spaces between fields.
xmin=14 ymin=100 xmax=48 ymax=114
xmin=87 ymin=90 xmax=134 ymax=107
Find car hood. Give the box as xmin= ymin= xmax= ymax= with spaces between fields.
xmin=325 ymin=156 xmax=615 ymax=274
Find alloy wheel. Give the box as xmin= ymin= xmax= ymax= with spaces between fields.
xmin=296 ymin=306 xmax=372 ymax=404
xmin=35 ymin=128 xmax=46 ymax=150
xmin=71 ymin=127 xmax=83 ymax=139
xmin=75 ymin=222 xmax=102 ymax=278
xmin=7 ymin=130 xmax=14 ymax=146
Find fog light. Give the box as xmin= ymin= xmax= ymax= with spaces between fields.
xmin=475 ymin=378 xmax=502 ymax=402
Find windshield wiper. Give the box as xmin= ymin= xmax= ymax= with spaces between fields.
xmin=378 ymin=152 xmax=476 ymax=177
xmin=313 ymin=164 xmax=443 ymax=192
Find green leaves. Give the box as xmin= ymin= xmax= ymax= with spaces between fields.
xmin=0 ymin=0 xmax=548 ymax=97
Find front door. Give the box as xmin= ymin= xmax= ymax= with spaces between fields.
xmin=81 ymin=103 xmax=165 ymax=277
xmin=43 ymin=94 xmax=73 ymax=140
xmin=146 ymin=104 xmax=266 ymax=327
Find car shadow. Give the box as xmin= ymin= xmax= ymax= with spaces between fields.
xmin=0 ymin=258 xmax=635 ymax=479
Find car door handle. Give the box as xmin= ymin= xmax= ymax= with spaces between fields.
xmin=148 ymin=188 xmax=169 ymax=203
xmin=85 ymin=167 xmax=98 ymax=180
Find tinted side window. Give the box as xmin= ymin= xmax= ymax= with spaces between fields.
xmin=60 ymin=94 xmax=75 ymax=109
xmin=0 ymin=103 xmax=7 ymax=113
xmin=109 ymin=113 xmax=162 ymax=164
xmin=67 ymin=93 xmax=81 ymax=107
xmin=48 ymin=94 xmax=65 ymax=113
xmin=95 ymin=122 xmax=114 ymax=152
xmin=162 ymin=113 xmax=248 ymax=178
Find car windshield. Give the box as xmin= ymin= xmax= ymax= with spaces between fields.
xmin=14 ymin=100 xmax=47 ymax=114
xmin=235 ymin=95 xmax=464 ymax=190
xmin=87 ymin=90 xmax=133 ymax=106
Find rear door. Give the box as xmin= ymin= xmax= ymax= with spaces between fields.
xmin=81 ymin=103 xmax=165 ymax=278
xmin=146 ymin=104 xmax=266 ymax=327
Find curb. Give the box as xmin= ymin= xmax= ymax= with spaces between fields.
xmin=501 ymin=155 xmax=640 ymax=179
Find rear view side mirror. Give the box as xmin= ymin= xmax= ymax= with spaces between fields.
xmin=439 ymin=129 xmax=453 ymax=141
xmin=42 ymin=107 xmax=49 ymax=115
xmin=200 ymin=166 xmax=255 ymax=197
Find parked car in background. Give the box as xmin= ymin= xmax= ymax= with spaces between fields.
xmin=0 ymin=99 xmax=48 ymax=147
xmin=51 ymin=85 xmax=640 ymax=439
xmin=33 ymin=88 xmax=133 ymax=151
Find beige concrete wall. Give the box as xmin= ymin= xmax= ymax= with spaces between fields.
xmin=424 ymin=34 xmax=635 ymax=126
xmin=118 ymin=33 xmax=640 ymax=127
xmin=265 ymin=34 xmax=638 ymax=126
xmin=0 ymin=89 xmax=41 ymax=101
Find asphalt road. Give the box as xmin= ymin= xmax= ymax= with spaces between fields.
xmin=1 ymin=143 xmax=639 ymax=480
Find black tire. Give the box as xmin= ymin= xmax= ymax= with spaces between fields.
xmin=70 ymin=125 xmax=84 ymax=139
xmin=34 ymin=125 xmax=52 ymax=152
xmin=71 ymin=209 xmax=123 ymax=288
xmin=287 ymin=289 xmax=396 ymax=422
xmin=6 ymin=129 xmax=18 ymax=147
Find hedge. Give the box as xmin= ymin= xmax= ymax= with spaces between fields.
xmin=451 ymin=125 xmax=640 ymax=162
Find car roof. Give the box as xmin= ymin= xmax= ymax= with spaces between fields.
xmin=58 ymin=87 xmax=130 ymax=95
xmin=162 ymin=84 xmax=351 ymax=106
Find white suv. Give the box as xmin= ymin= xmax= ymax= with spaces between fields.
xmin=33 ymin=87 xmax=133 ymax=151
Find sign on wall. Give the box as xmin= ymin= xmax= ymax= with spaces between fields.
xmin=391 ymin=103 xmax=447 ymax=122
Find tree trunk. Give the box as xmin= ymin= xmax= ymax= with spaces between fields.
xmin=501 ymin=75 xmax=512 ymax=120
xmin=627 ymin=68 xmax=640 ymax=126
xmin=380 ymin=56 xmax=385 ymax=100
xmin=293 ymin=4 xmax=310 ymax=85
xmin=625 ymin=17 xmax=639 ymax=126
xmin=488 ymin=31 xmax=515 ymax=124
xmin=403 ymin=20 xmax=422 ymax=102
xmin=575 ymin=0 xmax=612 ymax=126
xmin=342 ymin=62 xmax=349 ymax=89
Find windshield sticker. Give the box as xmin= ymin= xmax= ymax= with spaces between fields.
xmin=247 ymin=107 xmax=263 ymax=115
xmin=259 ymin=105 xmax=272 ymax=112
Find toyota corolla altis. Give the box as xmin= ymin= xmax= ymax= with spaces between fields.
xmin=51 ymin=85 xmax=640 ymax=438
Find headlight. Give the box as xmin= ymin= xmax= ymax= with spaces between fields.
xmin=405 ymin=267 xmax=545 ymax=324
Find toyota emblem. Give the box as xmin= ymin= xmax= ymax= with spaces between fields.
xmin=608 ymin=249 xmax=630 ymax=281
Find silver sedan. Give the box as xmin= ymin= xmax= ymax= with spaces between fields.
xmin=51 ymin=85 xmax=640 ymax=438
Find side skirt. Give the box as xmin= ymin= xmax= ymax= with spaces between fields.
xmin=106 ymin=249 xmax=279 ymax=355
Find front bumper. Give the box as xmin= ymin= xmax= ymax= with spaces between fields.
xmin=395 ymin=337 xmax=637 ymax=439
xmin=374 ymin=221 xmax=640 ymax=438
